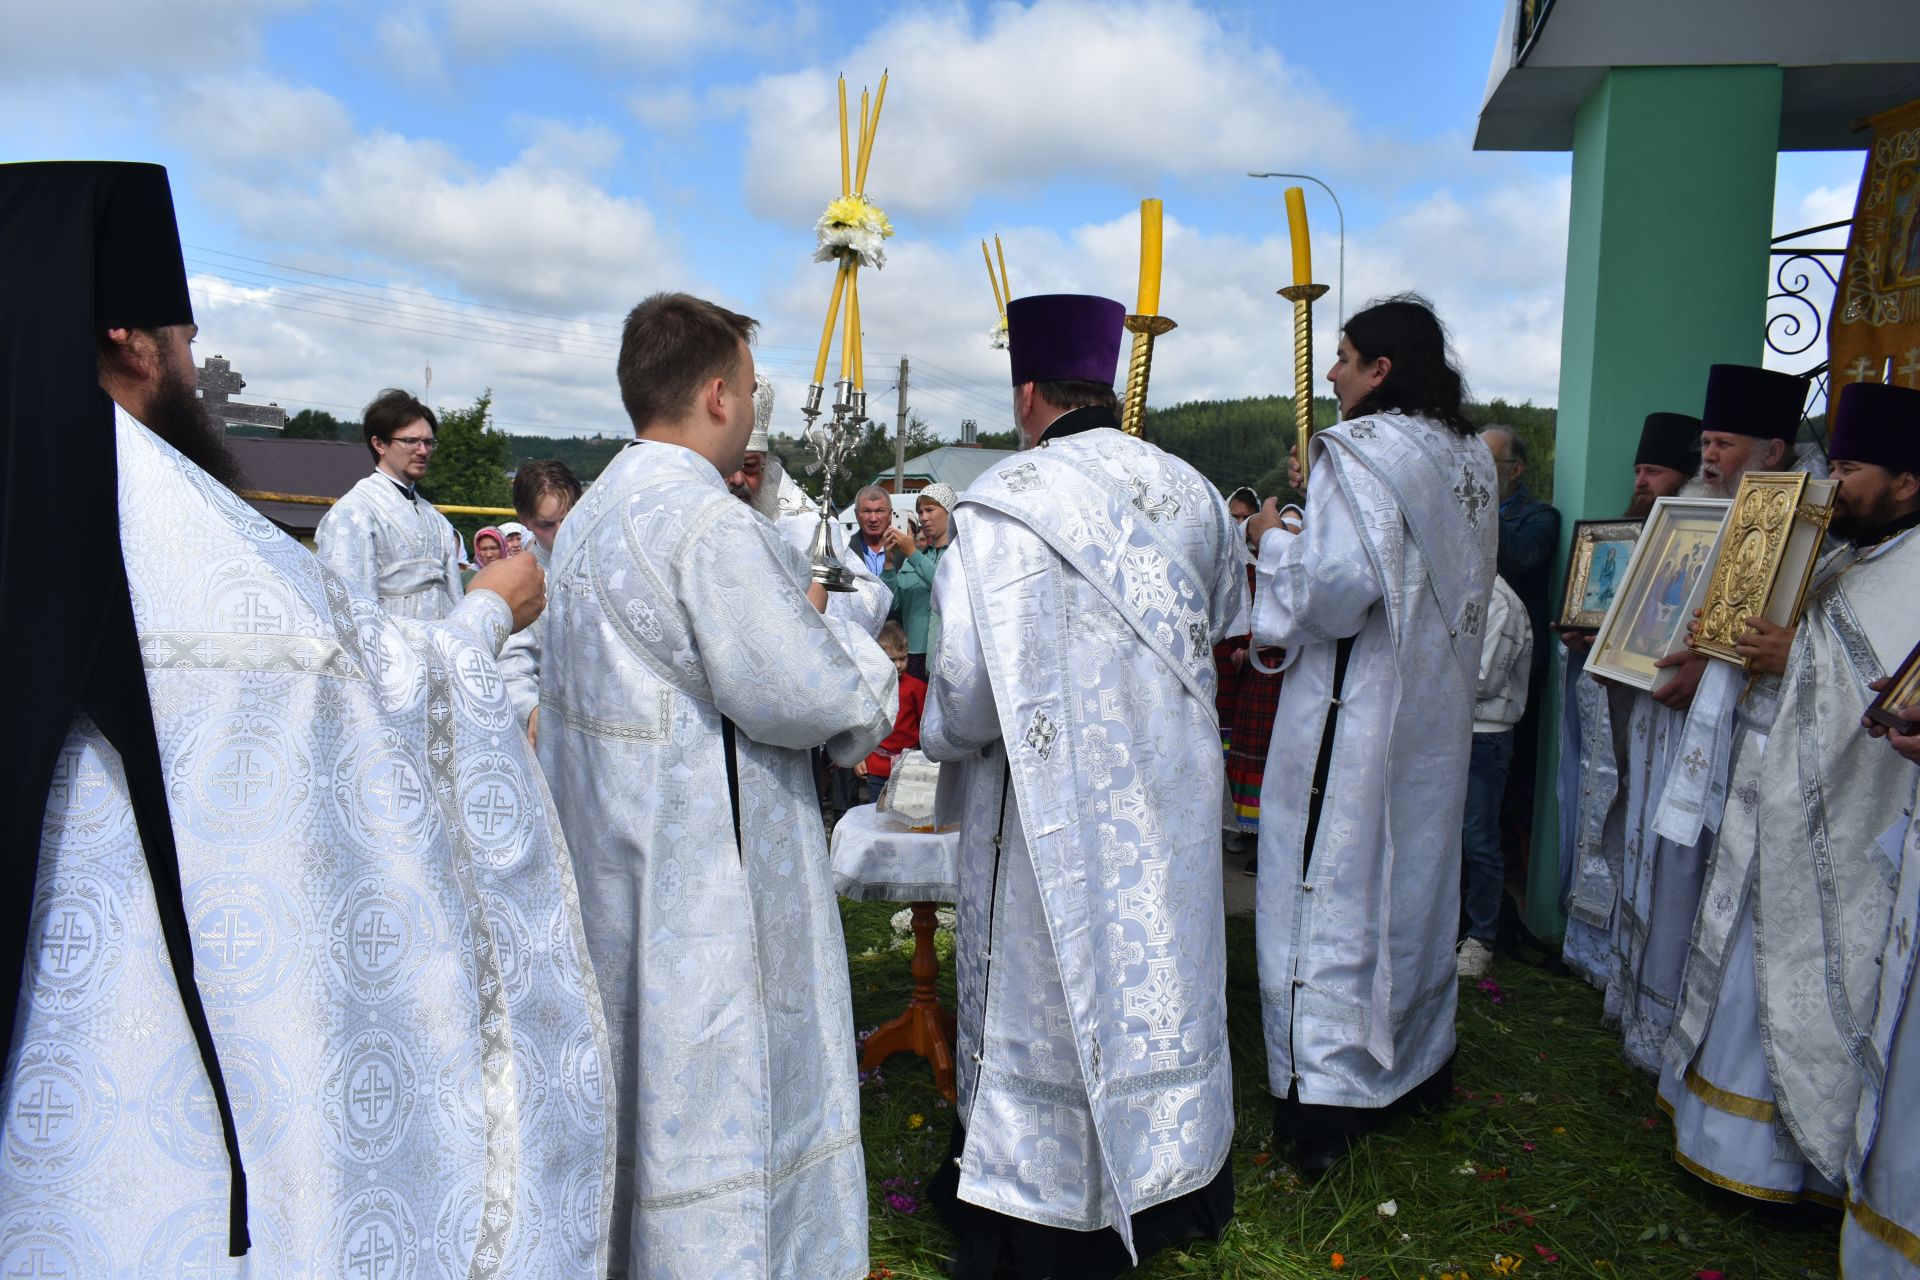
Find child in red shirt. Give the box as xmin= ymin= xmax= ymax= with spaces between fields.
xmin=855 ymin=622 xmax=925 ymax=806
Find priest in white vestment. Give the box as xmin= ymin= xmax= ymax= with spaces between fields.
xmin=537 ymin=293 xmax=896 ymax=1279
xmin=1845 ymin=734 xmax=1920 ymax=1274
xmin=920 ymin=293 xmax=1242 ymax=1279
xmin=1659 ymin=377 xmax=1919 ymax=1203
xmin=2 ymin=162 xmax=613 ymax=1277
xmin=1244 ymin=296 xmax=1497 ymax=1175
xmin=315 ymin=388 xmax=465 ymax=621
xmin=1555 ymin=413 xmax=1704 ymax=1069
xmin=496 ymin=458 xmax=583 ymax=739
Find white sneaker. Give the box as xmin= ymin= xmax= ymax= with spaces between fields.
xmin=1456 ymin=938 xmax=1494 ymax=980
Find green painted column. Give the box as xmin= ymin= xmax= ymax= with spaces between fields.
xmin=1526 ymin=66 xmax=1782 ymax=939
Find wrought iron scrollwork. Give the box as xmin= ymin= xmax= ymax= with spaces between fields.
xmin=1766 ymin=219 xmax=1851 ymax=453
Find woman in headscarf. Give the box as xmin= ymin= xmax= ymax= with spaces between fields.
xmin=472 ymin=526 xmax=506 ymax=567
xmin=883 ymin=481 xmax=956 ymax=681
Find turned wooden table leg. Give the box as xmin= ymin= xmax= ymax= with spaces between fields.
xmin=857 ymin=901 xmax=958 ymax=1102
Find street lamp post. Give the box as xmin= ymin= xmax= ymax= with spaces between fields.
xmin=1247 ymin=172 xmax=1345 ymax=329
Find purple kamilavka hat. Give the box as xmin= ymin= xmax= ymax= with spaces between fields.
xmin=1006 ymin=293 xmax=1126 ymax=387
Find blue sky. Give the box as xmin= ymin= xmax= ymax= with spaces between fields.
xmin=2 ymin=0 xmax=1867 ymax=439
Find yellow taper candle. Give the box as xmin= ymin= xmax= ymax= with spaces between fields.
xmin=994 ymin=233 xmax=1011 ymax=308
xmin=982 ymin=241 xmax=1005 ymax=315
xmin=838 ymin=75 xmax=850 ymax=198
xmin=1136 ymin=198 xmax=1163 ymax=316
xmin=1284 ymin=187 xmax=1311 ymax=287
xmin=814 ymin=265 xmax=849 ymax=384
xmin=851 ymin=271 xmax=864 ymax=391
xmin=856 ymin=70 xmax=889 ymax=192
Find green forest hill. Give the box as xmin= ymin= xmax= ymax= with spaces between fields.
xmin=240 ymin=393 xmax=1559 ymax=542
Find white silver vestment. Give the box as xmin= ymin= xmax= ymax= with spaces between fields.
xmin=1841 ymin=773 xmax=1920 ymax=1275
xmin=2 ymin=410 xmax=614 ymax=1277
xmin=537 ymin=440 xmax=896 ymax=1280
xmin=921 ymin=426 xmax=1241 ymax=1259
xmin=1661 ymin=529 xmax=1919 ymax=1195
xmin=1251 ymin=412 xmax=1497 ymax=1105
xmin=315 ymin=471 xmax=464 ymax=621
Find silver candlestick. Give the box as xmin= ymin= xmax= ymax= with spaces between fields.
xmin=800 ymin=379 xmax=861 ymax=592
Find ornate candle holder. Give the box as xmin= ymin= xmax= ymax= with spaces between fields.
xmin=1118 ymin=314 xmax=1177 ymax=437
xmin=799 ymin=378 xmax=863 ymax=592
xmin=1278 ymin=282 xmax=1329 ymax=477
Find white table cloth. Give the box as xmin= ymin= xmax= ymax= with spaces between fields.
xmin=830 ymin=803 xmax=961 ymax=903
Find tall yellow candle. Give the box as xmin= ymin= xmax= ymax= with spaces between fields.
xmin=814 ymin=265 xmax=848 ymax=384
xmin=994 ymin=233 xmax=1011 ymax=308
xmin=982 ymin=240 xmax=1005 ymax=314
xmin=851 ymin=272 xmax=864 ymax=391
xmin=1284 ymin=187 xmax=1311 ymax=287
xmin=837 ymin=75 xmax=850 ymax=198
xmin=1136 ymin=198 xmax=1163 ymax=316
xmin=856 ymin=70 xmax=888 ymax=191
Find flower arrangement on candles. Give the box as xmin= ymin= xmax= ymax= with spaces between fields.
xmin=815 ymin=193 xmax=894 ymax=269
xmin=988 ymin=317 xmax=1008 ymax=350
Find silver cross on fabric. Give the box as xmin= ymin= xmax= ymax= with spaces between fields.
xmin=1025 ymin=709 xmax=1058 ymax=759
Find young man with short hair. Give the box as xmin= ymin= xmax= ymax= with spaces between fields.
xmin=315 ymin=387 xmax=463 ymax=618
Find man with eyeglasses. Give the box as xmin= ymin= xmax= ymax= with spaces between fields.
xmin=316 ymin=387 xmax=464 ymax=619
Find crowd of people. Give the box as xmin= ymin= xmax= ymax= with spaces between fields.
xmin=6 ymin=159 xmax=1918 ymax=1280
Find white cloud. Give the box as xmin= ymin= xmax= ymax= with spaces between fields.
xmin=375 ymin=11 xmax=447 ymax=86
xmin=732 ymin=0 xmax=1368 ymax=223
xmin=0 ymin=0 xmax=298 ymax=79
xmin=442 ymin=0 xmax=758 ymax=62
xmin=750 ymin=170 xmax=1572 ymax=458
xmin=164 ymin=75 xmax=354 ymax=174
xmin=209 ymin=127 xmax=671 ymax=313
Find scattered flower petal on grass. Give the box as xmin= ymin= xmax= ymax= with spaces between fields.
xmin=1521 ymin=1141 xmax=1538 ymax=1152
xmin=1517 ymin=1092 xmax=1538 ymax=1105
xmin=1329 ymin=1251 xmax=1346 ymax=1270
xmin=1490 ymin=1254 xmax=1524 ymax=1276
xmin=1552 ymin=1126 xmax=1567 ymax=1136
xmin=1694 ymin=1272 xmax=1725 ymax=1280
xmin=907 ymin=1113 xmax=924 ymax=1130
xmin=1533 ymin=1244 xmax=1559 ymax=1261
xmin=1252 ymin=1151 xmax=1272 ymax=1167
xmin=1478 ymin=979 xmax=1508 ymax=1005
xmin=1377 ymin=1199 xmax=1398 ymax=1218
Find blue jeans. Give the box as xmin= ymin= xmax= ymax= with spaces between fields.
xmin=1460 ymin=729 xmax=1513 ymax=947
xmin=865 ymin=774 xmax=887 ymax=805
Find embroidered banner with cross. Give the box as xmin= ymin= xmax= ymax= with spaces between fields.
xmin=1829 ymin=97 xmax=1920 ymax=395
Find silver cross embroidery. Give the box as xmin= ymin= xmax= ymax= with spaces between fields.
xmin=1683 ymin=747 xmax=1709 ymax=777
xmin=1461 ymin=601 xmax=1485 ymax=637
xmin=1004 ymin=462 xmax=1044 ymax=494
xmin=1129 ymin=476 xmax=1180 ymax=524
xmin=1454 ymin=466 xmax=1491 ymax=529
xmin=1348 ymin=421 xmax=1378 ymax=440
xmin=1025 ymin=710 xmax=1058 ymax=760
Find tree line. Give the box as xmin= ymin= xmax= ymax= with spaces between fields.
xmin=250 ymin=392 xmax=1560 ymax=535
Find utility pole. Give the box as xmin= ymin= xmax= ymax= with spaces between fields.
xmin=894 ymin=356 xmax=909 ymax=495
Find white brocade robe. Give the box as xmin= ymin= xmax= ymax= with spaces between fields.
xmin=1251 ymin=412 xmax=1497 ymax=1103
xmin=1662 ymin=529 xmax=1919 ymax=1195
xmin=1842 ymin=774 xmax=1920 ymax=1275
xmin=498 ymin=541 xmax=549 ymax=730
xmin=537 ymin=440 xmax=896 ymax=1280
xmin=1605 ymin=692 xmax=1710 ymax=1076
xmin=315 ymin=471 xmax=464 ymax=621
xmin=1561 ymin=670 xmax=1631 ymax=990
xmin=2 ymin=411 xmax=614 ymax=1277
xmin=921 ymin=426 xmax=1241 ymax=1256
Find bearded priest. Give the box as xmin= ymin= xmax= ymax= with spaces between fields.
xmin=921 ymin=293 xmax=1243 ymax=1279
xmin=1 ymin=162 xmax=613 ymax=1276
xmin=1242 ymin=295 xmax=1498 ymax=1176
xmin=537 ymin=292 xmax=896 ymax=1279
xmin=1662 ymin=379 xmax=1920 ymax=1203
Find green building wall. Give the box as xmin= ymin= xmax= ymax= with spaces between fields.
xmin=1527 ymin=66 xmax=1782 ymax=937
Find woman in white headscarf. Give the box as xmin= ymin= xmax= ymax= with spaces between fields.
xmin=884 ymin=481 xmax=956 ymax=680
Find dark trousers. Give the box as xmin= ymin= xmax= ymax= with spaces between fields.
xmin=1461 ymin=729 xmax=1514 ymax=947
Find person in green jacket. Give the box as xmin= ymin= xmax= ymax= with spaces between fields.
xmin=884 ymin=481 xmax=956 ymax=680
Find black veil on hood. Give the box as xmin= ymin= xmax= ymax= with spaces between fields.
xmin=0 ymin=161 xmax=249 ymax=1255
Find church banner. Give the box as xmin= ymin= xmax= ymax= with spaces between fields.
xmin=1830 ymin=98 xmax=1920 ymax=392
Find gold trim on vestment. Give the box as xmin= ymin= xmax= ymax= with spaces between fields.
xmin=1683 ymin=1063 xmax=1777 ymax=1122
xmin=1850 ymin=1196 xmax=1920 ymax=1265
xmin=1671 ymin=1148 xmax=1840 ymax=1207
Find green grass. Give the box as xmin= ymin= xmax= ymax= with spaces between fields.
xmin=844 ymin=905 xmax=1841 ymax=1280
